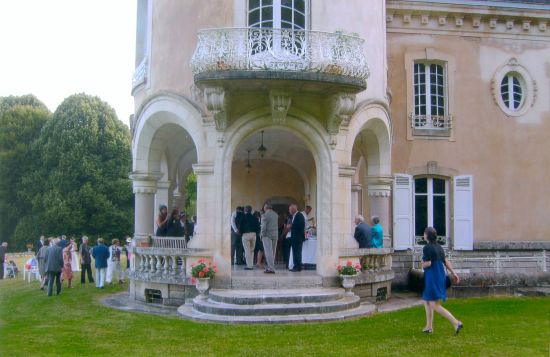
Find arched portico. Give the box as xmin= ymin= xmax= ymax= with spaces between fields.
xmin=346 ymin=103 xmax=393 ymax=247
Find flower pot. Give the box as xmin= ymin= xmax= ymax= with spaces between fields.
xmin=340 ymin=274 xmax=357 ymax=296
xmin=195 ymin=277 xmax=211 ymax=300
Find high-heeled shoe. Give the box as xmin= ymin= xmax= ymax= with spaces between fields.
xmin=454 ymin=324 xmax=463 ymax=336
xmin=422 ymin=328 xmax=433 ymax=334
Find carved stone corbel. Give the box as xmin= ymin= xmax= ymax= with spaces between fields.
xmin=326 ymin=93 xmax=356 ymax=135
xmin=204 ymin=86 xmax=227 ymax=131
xmin=270 ymin=90 xmax=291 ymax=124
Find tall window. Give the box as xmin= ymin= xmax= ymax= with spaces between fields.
xmin=500 ymin=73 xmax=523 ymax=111
xmin=414 ymin=177 xmax=448 ymax=239
xmin=413 ymin=62 xmax=446 ymax=116
xmin=248 ymin=0 xmax=307 ymax=29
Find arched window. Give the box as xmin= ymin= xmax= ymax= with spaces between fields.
xmin=500 ymin=73 xmax=523 ymax=111
xmin=248 ymin=0 xmax=307 ymax=29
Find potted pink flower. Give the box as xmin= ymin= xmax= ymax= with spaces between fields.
xmin=336 ymin=260 xmax=361 ymax=296
xmin=190 ymin=259 xmax=218 ymax=300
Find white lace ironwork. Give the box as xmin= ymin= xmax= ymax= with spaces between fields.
xmin=410 ymin=114 xmax=453 ymax=130
xmin=191 ymin=28 xmax=369 ymax=80
xmin=132 ymin=57 xmax=148 ymax=89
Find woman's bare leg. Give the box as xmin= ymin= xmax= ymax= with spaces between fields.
xmin=423 ymin=300 xmax=433 ymax=331
xmin=429 ymin=301 xmax=461 ymax=328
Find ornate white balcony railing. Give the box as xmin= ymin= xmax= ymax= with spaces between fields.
xmin=410 ymin=113 xmax=453 ymax=130
xmin=191 ymin=28 xmax=370 ymax=80
xmin=132 ymin=57 xmax=148 ymax=90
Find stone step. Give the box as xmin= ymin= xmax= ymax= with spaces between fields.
xmin=208 ymin=288 xmax=344 ymax=305
xmin=177 ymin=302 xmax=376 ymax=324
xmin=191 ymin=295 xmax=360 ymax=316
xmin=230 ymin=274 xmax=323 ymax=289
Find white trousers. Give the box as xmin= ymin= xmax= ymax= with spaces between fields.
xmin=242 ymin=233 xmax=256 ymax=269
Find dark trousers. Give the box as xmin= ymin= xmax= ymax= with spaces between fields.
xmin=47 ymin=272 xmax=62 ymax=296
xmin=80 ymin=263 xmax=94 ymax=283
xmin=231 ymin=231 xmax=244 ymax=265
xmin=283 ymin=238 xmax=292 ymax=269
xmin=291 ymin=238 xmax=304 ymax=271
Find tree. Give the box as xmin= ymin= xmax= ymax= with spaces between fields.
xmin=0 ymin=95 xmax=50 ymax=249
xmin=14 ymin=94 xmax=133 ymax=245
xmin=184 ymin=172 xmax=197 ymax=215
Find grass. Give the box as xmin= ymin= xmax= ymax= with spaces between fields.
xmin=0 ymin=255 xmax=549 ymax=356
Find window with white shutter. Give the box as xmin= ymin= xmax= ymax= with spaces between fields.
xmin=453 ymin=175 xmax=474 ymax=250
xmin=393 ymin=174 xmax=413 ymax=250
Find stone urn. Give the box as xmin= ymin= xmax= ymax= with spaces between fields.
xmin=340 ymin=274 xmax=358 ymax=296
xmin=195 ymin=277 xmax=211 ymax=300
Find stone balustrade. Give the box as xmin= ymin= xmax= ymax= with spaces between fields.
xmin=340 ymin=248 xmax=394 ymax=272
xmin=130 ymin=238 xmax=211 ymax=285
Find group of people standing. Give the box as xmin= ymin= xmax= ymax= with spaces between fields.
xmin=34 ymin=235 xmax=129 ymax=296
xmin=231 ymin=203 xmax=315 ymax=273
xmin=353 ymin=215 xmax=384 ymax=249
xmin=155 ymin=205 xmax=196 ymax=241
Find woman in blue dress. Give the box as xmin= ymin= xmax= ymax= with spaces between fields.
xmin=422 ymin=227 xmax=463 ymax=335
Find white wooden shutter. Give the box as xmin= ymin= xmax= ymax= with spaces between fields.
xmin=393 ymin=174 xmax=413 ymax=250
xmin=453 ymin=175 xmax=474 ymax=250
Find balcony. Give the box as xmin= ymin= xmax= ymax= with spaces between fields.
xmin=410 ymin=113 xmax=452 ymax=137
xmin=191 ymin=28 xmax=369 ymax=93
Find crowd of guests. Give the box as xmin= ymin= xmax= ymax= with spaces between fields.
xmin=353 ymin=214 xmax=384 ymax=249
xmin=155 ymin=205 xmax=197 ymax=241
xmin=230 ymin=204 xmax=316 ymax=273
xmin=31 ymin=235 xmax=131 ymax=296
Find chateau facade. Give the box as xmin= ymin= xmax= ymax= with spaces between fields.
xmin=129 ymin=0 xmax=550 ymax=304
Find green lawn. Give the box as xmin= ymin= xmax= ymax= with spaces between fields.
xmin=0 ymin=257 xmax=549 ymax=356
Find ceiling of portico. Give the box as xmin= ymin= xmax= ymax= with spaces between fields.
xmin=151 ymin=123 xmax=197 ymax=175
xmin=233 ymin=128 xmax=315 ymax=177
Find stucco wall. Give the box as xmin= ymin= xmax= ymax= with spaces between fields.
xmin=388 ymin=33 xmax=550 ymax=242
xmin=231 ymin=159 xmax=306 ymax=211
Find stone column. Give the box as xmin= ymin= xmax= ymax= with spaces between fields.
xmin=129 ymin=172 xmax=162 ymax=238
xmin=366 ymin=175 xmax=393 ymax=247
xmin=351 ymin=183 xmax=362 ymax=226
xmin=338 ymin=165 xmax=358 ymax=251
xmin=156 ymin=180 xmax=170 ymax=209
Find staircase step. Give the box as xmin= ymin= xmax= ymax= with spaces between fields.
xmin=208 ymin=288 xmax=344 ymax=305
xmin=178 ymin=302 xmax=376 ymax=324
xmin=191 ymin=295 xmax=360 ymax=316
xmin=230 ymin=274 xmax=323 ymax=289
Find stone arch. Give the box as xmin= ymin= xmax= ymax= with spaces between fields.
xmin=220 ymin=107 xmax=334 ymax=268
xmin=132 ymin=94 xmax=205 ymax=174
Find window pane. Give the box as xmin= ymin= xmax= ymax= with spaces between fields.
xmin=282 ymin=0 xmax=293 ymax=6
xmin=415 ymin=178 xmax=427 ymax=193
xmin=415 ymin=195 xmax=428 ymax=236
xmin=263 ymin=0 xmax=273 ymax=5
xmin=294 ymin=13 xmax=305 ymax=29
xmin=433 ymin=178 xmax=445 ymax=194
xmin=262 ymin=6 xmax=273 ymax=22
xmin=433 ymin=195 xmax=446 ymax=236
xmin=249 ymin=0 xmax=260 ymax=10
xmin=282 ymin=7 xmax=292 ymax=23
xmin=295 ymin=0 xmax=305 ymax=13
xmin=249 ymin=9 xmax=260 ymax=26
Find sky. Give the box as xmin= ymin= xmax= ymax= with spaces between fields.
xmin=0 ymin=0 xmax=136 ymax=126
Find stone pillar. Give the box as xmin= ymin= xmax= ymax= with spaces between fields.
xmin=366 ymin=175 xmax=393 ymax=247
xmin=338 ymin=165 xmax=357 ymax=251
xmin=351 ymin=183 xmax=362 ymax=226
xmin=129 ymin=172 xmax=162 ymax=238
xmin=156 ymin=180 xmax=170 ymax=209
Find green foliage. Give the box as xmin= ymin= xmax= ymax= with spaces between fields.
xmin=190 ymin=258 xmax=218 ymax=279
xmin=337 ymin=260 xmax=362 ymax=275
xmin=184 ymin=172 xmax=197 ymax=215
xmin=0 ymin=97 xmax=51 ymax=249
xmin=13 ymin=93 xmax=133 ymax=245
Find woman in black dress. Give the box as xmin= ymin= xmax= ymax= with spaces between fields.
xmin=155 ymin=205 xmax=169 ymax=236
xmin=421 ymin=227 xmax=463 ymax=335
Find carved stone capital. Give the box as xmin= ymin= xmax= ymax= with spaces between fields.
xmin=204 ymin=86 xmax=227 ymax=131
xmin=365 ymin=175 xmax=393 ymax=197
xmin=326 ymin=93 xmax=356 ymax=135
xmin=351 ymin=183 xmax=362 ymax=192
xmin=192 ymin=162 xmax=214 ymax=175
xmin=270 ymin=90 xmax=291 ymax=124
xmin=129 ymin=171 xmax=163 ymax=194
xmin=338 ymin=165 xmax=356 ymax=178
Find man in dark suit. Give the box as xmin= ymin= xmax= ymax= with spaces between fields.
xmin=353 ymin=215 xmax=373 ymax=248
xmin=44 ymin=238 xmax=64 ymax=296
xmin=0 ymin=242 xmax=7 ymax=279
xmin=289 ymin=204 xmax=305 ymax=272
